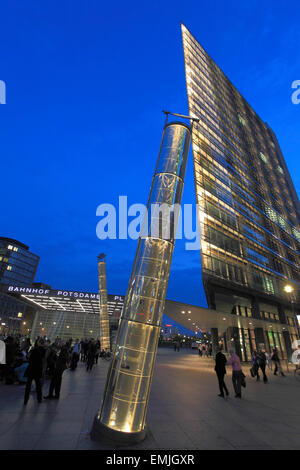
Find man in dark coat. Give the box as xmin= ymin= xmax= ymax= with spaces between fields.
xmin=44 ymin=342 xmax=69 ymax=399
xmin=215 ymin=345 xmax=229 ymax=398
xmin=86 ymin=340 xmax=97 ymax=371
xmin=24 ymin=339 xmax=45 ymax=404
xmin=4 ymin=336 xmax=17 ymax=384
xmin=257 ymin=349 xmax=268 ymax=383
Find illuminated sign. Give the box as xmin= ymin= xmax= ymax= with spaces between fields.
xmin=5 ymin=285 xmax=125 ymax=302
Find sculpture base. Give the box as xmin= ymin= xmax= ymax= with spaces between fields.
xmin=90 ymin=416 xmax=147 ymax=446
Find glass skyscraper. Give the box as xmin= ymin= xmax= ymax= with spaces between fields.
xmin=182 ymin=24 xmax=300 ymax=359
xmin=0 ymin=237 xmax=39 ymax=286
xmin=0 ymin=237 xmax=40 ymax=334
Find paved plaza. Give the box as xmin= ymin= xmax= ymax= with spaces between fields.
xmin=0 ymin=348 xmax=300 ymax=450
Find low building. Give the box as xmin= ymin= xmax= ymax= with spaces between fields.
xmin=1 ymin=283 xmax=298 ymax=361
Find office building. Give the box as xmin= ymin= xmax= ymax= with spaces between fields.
xmin=181 ymin=24 xmax=300 ymax=359
xmin=0 ymin=237 xmax=39 ymax=334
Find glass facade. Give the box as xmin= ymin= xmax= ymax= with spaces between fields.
xmin=182 ymin=25 xmax=300 ymax=329
xmin=0 ymin=238 xmax=39 ymax=334
xmin=0 ymin=238 xmax=39 ymax=286
xmin=30 ymin=309 xmax=102 ymax=342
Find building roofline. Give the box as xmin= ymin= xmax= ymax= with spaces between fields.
xmin=0 ymin=237 xmax=29 ymax=250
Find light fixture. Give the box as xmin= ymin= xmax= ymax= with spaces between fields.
xmin=284 ymin=285 xmax=293 ymax=293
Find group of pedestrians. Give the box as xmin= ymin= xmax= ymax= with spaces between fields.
xmin=78 ymin=339 xmax=101 ymax=371
xmin=24 ymin=338 xmax=70 ymax=404
xmin=0 ymin=334 xmax=107 ymax=405
xmin=214 ymin=346 xmax=285 ymax=399
xmin=198 ymin=344 xmax=212 ymax=357
xmin=215 ymin=346 xmax=245 ymax=399
xmin=251 ymin=349 xmax=285 ymax=381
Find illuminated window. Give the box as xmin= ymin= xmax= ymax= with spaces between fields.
xmin=13 ymin=247 xmax=18 ymax=252
xmin=238 ymin=114 xmax=246 ymax=127
xmin=7 ymin=245 xmax=13 ymax=250
xmin=277 ymin=165 xmax=284 ymax=175
xmin=6 ymin=265 xmax=12 ymax=271
xmin=259 ymin=152 xmax=268 ymax=164
xmin=17 ymin=312 xmax=23 ymax=318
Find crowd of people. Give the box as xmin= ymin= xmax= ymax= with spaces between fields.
xmin=0 ymin=334 xmax=110 ymax=405
xmin=214 ymin=345 xmax=286 ymax=399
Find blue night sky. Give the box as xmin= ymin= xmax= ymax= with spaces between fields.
xmin=1 ymin=0 xmax=299 ymax=310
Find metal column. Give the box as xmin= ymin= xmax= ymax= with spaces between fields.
xmin=91 ymin=112 xmax=197 ymax=444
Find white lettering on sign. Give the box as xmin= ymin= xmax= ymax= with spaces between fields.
xmin=6 ymin=285 xmax=104 ymax=300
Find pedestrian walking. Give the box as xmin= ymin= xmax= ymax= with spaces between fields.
xmin=250 ymin=351 xmax=260 ymax=381
xmin=256 ymin=349 xmax=268 ymax=383
xmin=24 ymin=339 xmax=45 ymax=404
xmin=215 ymin=345 xmax=229 ymax=398
xmin=227 ymin=348 xmax=245 ymax=398
xmin=86 ymin=340 xmax=97 ymax=371
xmin=271 ymin=348 xmax=286 ymax=377
xmin=70 ymin=339 xmax=81 ymax=371
xmin=94 ymin=340 xmax=100 ymax=364
xmin=44 ymin=342 xmax=69 ymax=399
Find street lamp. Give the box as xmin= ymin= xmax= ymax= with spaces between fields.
xmin=284 ymin=283 xmax=299 ymax=331
xmin=284 ymin=285 xmax=294 ymax=294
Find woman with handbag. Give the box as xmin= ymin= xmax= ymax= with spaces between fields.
xmin=227 ymin=348 xmax=245 ymax=398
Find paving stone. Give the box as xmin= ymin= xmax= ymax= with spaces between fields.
xmin=0 ymin=349 xmax=299 ymax=450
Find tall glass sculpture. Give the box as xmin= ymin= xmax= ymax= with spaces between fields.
xmin=91 ymin=112 xmax=197 ymax=444
xmin=98 ymin=254 xmax=110 ymax=351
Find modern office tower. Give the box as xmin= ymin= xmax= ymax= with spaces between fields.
xmin=0 ymin=237 xmax=40 ymax=334
xmin=182 ymin=24 xmax=300 ymax=360
xmin=0 ymin=237 xmax=39 ymax=286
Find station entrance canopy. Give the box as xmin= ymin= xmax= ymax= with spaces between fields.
xmin=3 ymin=285 xmax=124 ymax=316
